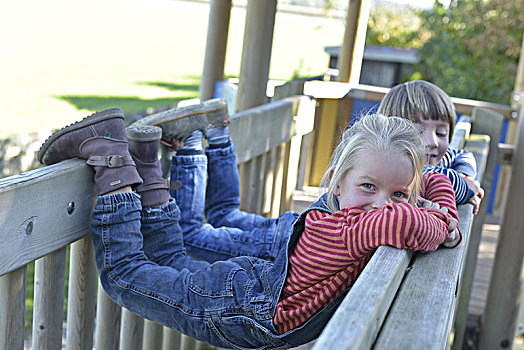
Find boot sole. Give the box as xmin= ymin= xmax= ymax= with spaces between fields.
xmin=131 ymin=104 xmax=207 ymax=134
xmin=203 ymin=98 xmax=229 ymax=128
xmin=126 ymin=125 xmax=162 ymax=142
xmin=37 ymin=108 xmax=125 ymax=164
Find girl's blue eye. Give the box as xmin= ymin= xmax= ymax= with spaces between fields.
xmin=362 ymin=183 xmax=375 ymax=190
xmin=393 ymin=191 xmax=406 ymax=198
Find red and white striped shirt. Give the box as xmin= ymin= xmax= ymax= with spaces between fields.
xmin=273 ymin=172 xmax=459 ymax=334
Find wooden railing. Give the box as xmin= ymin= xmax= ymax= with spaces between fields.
xmin=311 ymin=106 xmax=506 ymax=349
xmin=0 ymin=96 xmax=314 ymax=350
xmin=1 ymin=80 xmax=521 ymax=349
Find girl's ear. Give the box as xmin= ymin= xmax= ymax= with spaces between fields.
xmin=330 ymin=169 xmax=341 ymax=196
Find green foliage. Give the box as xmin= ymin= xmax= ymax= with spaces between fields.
xmin=413 ymin=0 xmax=524 ymax=104
xmin=366 ymin=3 xmax=425 ymax=49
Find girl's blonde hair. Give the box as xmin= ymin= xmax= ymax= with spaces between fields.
xmin=377 ymin=80 xmax=456 ymax=142
xmin=320 ymin=113 xmax=425 ymax=212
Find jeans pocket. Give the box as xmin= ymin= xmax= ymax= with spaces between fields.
xmin=188 ymin=264 xmax=244 ymax=297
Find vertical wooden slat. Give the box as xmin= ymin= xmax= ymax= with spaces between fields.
xmin=180 ymin=335 xmax=199 ymax=350
xmin=238 ymin=162 xmax=249 ymax=212
xmin=95 ymin=283 xmax=121 ymax=350
xmin=66 ymin=236 xmax=97 ymax=350
xmin=143 ymin=319 xmax=163 ymax=350
xmin=269 ymin=144 xmax=285 ymax=218
xmin=32 ymin=248 xmax=67 ymax=350
xmin=162 ymin=327 xmax=181 ymax=350
xmin=282 ymin=137 xmax=301 ymax=213
xmin=262 ymin=149 xmax=276 ymax=216
xmin=199 ymin=0 xmax=232 ymax=100
xmin=251 ymin=155 xmax=264 ymax=214
xmin=119 ymin=309 xmax=144 ymax=350
xmin=0 ymin=266 xmax=26 ymax=350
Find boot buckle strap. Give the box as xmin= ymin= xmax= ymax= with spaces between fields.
xmin=87 ymin=155 xmax=134 ymax=168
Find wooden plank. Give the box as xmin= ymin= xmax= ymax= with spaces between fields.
xmin=302 ymin=82 xmax=513 ymax=119
xmin=95 ymin=284 xmax=121 ymax=350
xmin=32 ymin=247 xmax=67 ymax=350
xmin=0 ymin=159 xmax=97 ymax=276
xmin=479 ymin=103 xmax=524 ymax=349
xmin=374 ymin=204 xmax=475 ymax=349
xmin=453 ymin=107 xmax=504 ymax=349
xmin=119 ymin=309 xmax=144 ymax=350
xmin=312 ymin=247 xmax=412 ymax=350
xmin=230 ymin=98 xmax=296 ymax=164
xmin=143 ymin=319 xmax=164 ymax=350
xmin=66 ymin=236 xmax=97 ymax=350
xmin=0 ymin=266 xmax=26 ymax=350
xmin=162 ymin=328 xmax=182 ymax=350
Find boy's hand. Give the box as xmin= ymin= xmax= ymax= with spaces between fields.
xmin=460 ymin=174 xmax=484 ymax=215
xmin=418 ymin=197 xmax=460 ymax=247
xmin=417 ymin=196 xmax=441 ymax=210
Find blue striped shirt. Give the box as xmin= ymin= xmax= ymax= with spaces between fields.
xmin=423 ymin=147 xmax=476 ymax=204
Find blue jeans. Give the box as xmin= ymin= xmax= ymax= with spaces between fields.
xmin=170 ymin=144 xmax=289 ymax=262
xmin=90 ymin=144 xmax=342 ymax=349
xmin=91 ymin=193 xmax=299 ymax=349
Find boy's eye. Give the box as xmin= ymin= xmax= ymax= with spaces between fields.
xmin=436 ymin=131 xmax=448 ymax=137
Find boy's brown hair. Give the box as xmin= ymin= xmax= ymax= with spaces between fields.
xmin=377 ymin=80 xmax=456 ymax=142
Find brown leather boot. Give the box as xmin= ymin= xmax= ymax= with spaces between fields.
xmin=126 ymin=125 xmax=172 ymax=207
xmin=37 ymin=108 xmax=142 ymax=195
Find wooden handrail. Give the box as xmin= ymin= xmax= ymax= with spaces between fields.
xmin=0 ymin=96 xmax=309 ymax=349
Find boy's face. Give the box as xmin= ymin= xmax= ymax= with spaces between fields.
xmin=334 ymin=151 xmax=414 ymax=211
xmin=416 ymin=118 xmax=450 ymax=166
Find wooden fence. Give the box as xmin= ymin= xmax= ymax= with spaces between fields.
xmin=0 ymin=96 xmax=313 ymax=350
xmin=1 ymin=82 xmax=522 ymax=349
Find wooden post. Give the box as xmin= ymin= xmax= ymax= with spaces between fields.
xmin=452 ymin=108 xmax=504 ymax=350
xmin=478 ymin=103 xmax=524 ymax=349
xmin=337 ymin=0 xmax=371 ymax=84
xmin=199 ymin=0 xmax=232 ymax=101
xmin=235 ymin=0 xmax=277 ymax=112
xmin=0 ymin=267 xmax=26 ymax=350
xmin=478 ymin=35 xmax=524 ymax=350
xmin=32 ymin=248 xmax=67 ymax=350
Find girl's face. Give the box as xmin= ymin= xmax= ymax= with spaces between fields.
xmin=416 ymin=118 xmax=450 ymax=166
xmin=334 ymin=150 xmax=415 ymax=211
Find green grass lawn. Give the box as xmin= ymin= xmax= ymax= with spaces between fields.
xmin=5 ymin=0 xmax=345 ymax=336
xmin=0 ymin=0 xmax=343 ymax=138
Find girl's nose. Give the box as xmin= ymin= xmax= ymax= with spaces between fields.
xmin=372 ymin=196 xmax=390 ymax=209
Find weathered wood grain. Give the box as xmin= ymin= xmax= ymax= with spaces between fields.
xmin=312 ymin=247 xmax=412 ymax=350
xmin=32 ymin=247 xmax=67 ymax=350
xmin=0 ymin=159 xmax=97 ymax=276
